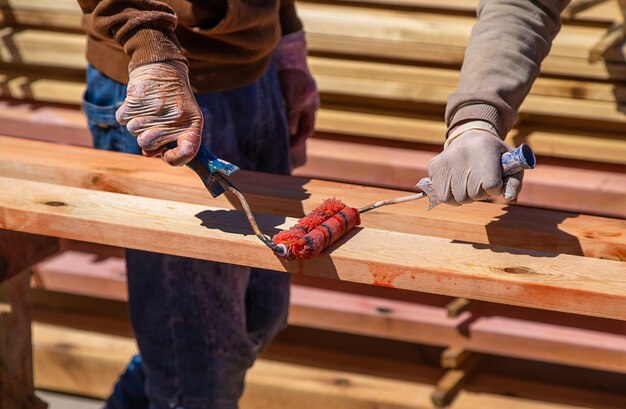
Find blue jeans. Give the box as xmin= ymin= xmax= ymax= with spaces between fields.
xmin=83 ymin=64 xmax=292 ymax=409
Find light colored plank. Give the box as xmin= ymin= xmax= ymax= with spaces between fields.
xmin=33 ymin=322 xmax=621 ymax=409
xmin=2 ymin=175 xmax=626 ymax=319
xmin=2 ymin=136 xmax=625 ymax=260
xmin=1 ymin=103 xmax=624 ymax=218
xmin=31 ymin=246 xmax=626 ymax=374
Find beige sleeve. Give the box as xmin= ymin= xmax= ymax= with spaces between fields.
xmin=445 ymin=0 xmax=570 ymax=137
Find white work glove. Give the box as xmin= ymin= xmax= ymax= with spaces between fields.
xmin=116 ymin=60 xmax=203 ymax=166
xmin=427 ymin=122 xmax=523 ymax=206
xmin=274 ymin=31 xmax=320 ymax=167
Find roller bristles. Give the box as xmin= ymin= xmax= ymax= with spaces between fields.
xmin=273 ymin=198 xmax=361 ymax=260
xmin=291 ymin=207 xmax=361 ymax=260
xmin=273 ymin=198 xmax=348 ymax=256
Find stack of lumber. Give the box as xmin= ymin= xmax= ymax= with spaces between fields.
xmin=1 ymin=0 xmax=625 ymax=406
xmin=0 ymin=0 xmax=625 ymax=217
xmin=2 ymin=138 xmax=625 ymax=406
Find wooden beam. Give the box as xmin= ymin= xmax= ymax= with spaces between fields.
xmin=0 ymin=102 xmax=622 ymax=217
xmin=32 ymin=322 xmax=626 ymax=408
xmin=32 ymin=323 xmax=439 ymax=408
xmin=296 ymin=137 xmax=626 ymax=218
xmin=441 ymin=347 xmax=471 ymax=369
xmin=431 ymin=353 xmax=482 ymax=407
xmin=31 ymin=245 xmax=626 ymax=373
xmin=2 ymin=137 xmax=624 ymax=261
xmin=445 ymin=298 xmax=473 ymax=318
xmin=2 ymin=175 xmax=626 ymax=319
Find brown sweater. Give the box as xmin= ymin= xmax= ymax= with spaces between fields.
xmin=446 ymin=0 xmax=569 ymax=137
xmin=78 ymin=0 xmax=302 ymax=92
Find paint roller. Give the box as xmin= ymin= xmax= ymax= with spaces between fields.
xmin=273 ymin=144 xmax=536 ymax=259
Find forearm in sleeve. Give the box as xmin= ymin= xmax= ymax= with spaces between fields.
xmin=445 ymin=0 xmax=570 ymax=137
xmin=78 ymin=0 xmax=186 ymax=71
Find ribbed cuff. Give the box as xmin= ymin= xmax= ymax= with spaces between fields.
xmin=447 ymin=103 xmax=504 ymax=138
xmin=124 ymin=27 xmax=187 ymax=72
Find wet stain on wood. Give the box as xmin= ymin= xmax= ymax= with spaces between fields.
xmin=369 ymin=264 xmax=404 ymax=288
xmin=581 ymin=230 xmax=622 ymax=239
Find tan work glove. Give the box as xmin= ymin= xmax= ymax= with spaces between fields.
xmin=274 ymin=31 xmax=320 ymax=167
xmin=116 ymin=60 xmax=203 ymax=166
xmin=427 ymin=122 xmax=523 ymax=206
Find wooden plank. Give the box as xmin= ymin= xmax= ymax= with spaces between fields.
xmin=33 ymin=320 xmax=626 ymax=408
xmin=295 ymin=137 xmax=626 ymax=218
xmin=31 ymin=245 xmax=626 ymax=373
xmin=32 ymin=322 xmax=436 ymax=407
xmin=2 ymin=136 xmax=625 ymax=260
xmin=2 ymin=66 xmax=624 ymax=164
xmin=1 ymin=175 xmax=626 ymax=319
xmin=2 ymin=27 xmax=625 ymax=127
xmin=0 ymin=103 xmax=624 ymax=218
xmin=3 ymin=136 xmax=625 ymax=260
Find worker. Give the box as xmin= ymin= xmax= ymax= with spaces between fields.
xmin=77 ymin=0 xmax=567 ymax=407
xmin=77 ymin=1 xmax=318 ymax=408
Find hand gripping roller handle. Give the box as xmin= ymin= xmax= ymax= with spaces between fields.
xmin=360 ymin=143 xmax=536 ymax=213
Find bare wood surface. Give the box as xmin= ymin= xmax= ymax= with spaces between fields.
xmin=31 ymin=244 xmax=626 ymax=373
xmin=2 ymin=175 xmax=626 ymax=319
xmin=33 ymin=322 xmax=626 ymax=408
xmin=0 ymin=103 xmax=622 ymax=218
xmin=2 ymin=137 xmax=624 ymax=260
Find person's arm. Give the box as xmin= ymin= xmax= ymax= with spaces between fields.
xmin=275 ymin=0 xmax=320 ymax=168
xmin=427 ymin=0 xmax=569 ymax=206
xmin=78 ymin=1 xmax=202 ymax=166
xmin=446 ymin=0 xmax=568 ymax=135
xmin=78 ymin=0 xmax=186 ymax=71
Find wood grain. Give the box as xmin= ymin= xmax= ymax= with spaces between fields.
xmin=2 ymin=175 xmax=626 ymax=319
xmin=31 ymin=244 xmax=626 ymax=373
xmin=2 ymin=136 xmax=624 ymax=261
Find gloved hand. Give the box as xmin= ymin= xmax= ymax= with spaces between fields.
xmin=274 ymin=31 xmax=320 ymax=155
xmin=116 ymin=60 xmax=203 ymax=166
xmin=427 ymin=123 xmax=523 ymax=206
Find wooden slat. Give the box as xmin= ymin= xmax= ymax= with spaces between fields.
xmin=1 ymin=174 xmax=626 ymax=319
xmin=32 ymin=320 xmax=626 ymax=408
xmin=2 ymin=27 xmax=625 ymax=126
xmin=31 ymin=245 xmax=626 ymax=373
xmin=1 ymin=103 xmax=624 ymax=218
xmin=2 ymin=136 xmax=624 ymax=260
xmin=296 ymin=137 xmax=626 ymax=218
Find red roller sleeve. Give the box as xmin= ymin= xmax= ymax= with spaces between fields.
xmin=273 ymin=199 xmax=361 ymax=259
xmin=273 ymin=198 xmax=346 ymax=254
xmin=291 ymin=206 xmax=361 ymax=259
